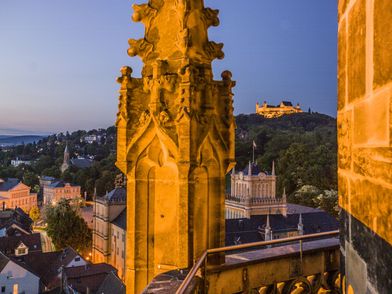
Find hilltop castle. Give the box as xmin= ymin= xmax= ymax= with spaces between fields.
xmin=256 ymin=101 xmax=303 ymax=118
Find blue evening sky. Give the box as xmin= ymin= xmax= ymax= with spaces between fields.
xmin=0 ymin=1 xmax=337 ymax=135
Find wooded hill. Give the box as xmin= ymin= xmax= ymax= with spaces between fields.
xmin=235 ymin=112 xmax=337 ymax=198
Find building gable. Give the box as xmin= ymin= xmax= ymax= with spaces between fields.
xmin=9 ymin=183 xmax=30 ymax=192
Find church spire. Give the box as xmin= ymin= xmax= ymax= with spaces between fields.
xmin=61 ymin=143 xmax=70 ymax=173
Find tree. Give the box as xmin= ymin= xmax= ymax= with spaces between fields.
xmin=29 ymin=206 xmax=41 ymax=224
xmin=289 ymin=185 xmax=338 ymax=218
xmin=45 ymin=199 xmax=92 ymax=253
xmin=23 ymin=171 xmax=39 ymax=189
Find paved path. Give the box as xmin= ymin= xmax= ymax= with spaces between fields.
xmin=34 ymin=229 xmax=54 ymax=252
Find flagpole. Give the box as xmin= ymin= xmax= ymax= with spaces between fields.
xmin=252 ymin=143 xmax=255 ymax=163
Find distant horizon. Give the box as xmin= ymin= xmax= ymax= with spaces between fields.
xmin=0 ymin=110 xmax=335 ymax=137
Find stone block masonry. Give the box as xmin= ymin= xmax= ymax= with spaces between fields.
xmin=338 ymin=0 xmax=392 ymax=293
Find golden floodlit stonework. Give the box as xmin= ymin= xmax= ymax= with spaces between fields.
xmin=338 ymin=0 xmax=392 ymax=243
xmin=338 ymin=0 xmax=392 ymax=292
xmin=115 ymin=0 xmax=235 ymax=292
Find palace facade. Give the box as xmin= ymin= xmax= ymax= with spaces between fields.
xmin=226 ymin=161 xmax=287 ymax=219
xmin=256 ymin=101 xmax=303 ymax=118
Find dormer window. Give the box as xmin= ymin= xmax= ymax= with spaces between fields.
xmin=15 ymin=243 xmax=28 ymax=256
xmin=17 ymin=248 xmax=26 ymax=255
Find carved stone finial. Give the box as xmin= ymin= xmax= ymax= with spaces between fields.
xmin=221 ymin=70 xmax=233 ymax=81
xmin=120 ymin=66 xmax=132 ymax=76
xmin=127 ymin=0 xmax=225 ymax=71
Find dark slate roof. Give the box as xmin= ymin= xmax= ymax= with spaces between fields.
xmin=65 ymin=263 xmax=118 ymax=294
xmin=281 ymin=101 xmax=293 ymax=106
xmin=142 ymin=270 xmax=190 ymax=294
xmin=48 ymin=181 xmax=67 ymax=188
xmin=0 ymin=219 xmax=32 ymax=236
xmin=111 ymin=208 xmax=126 ymax=230
xmin=0 ymin=209 xmax=33 ymax=234
xmin=48 ymin=181 xmax=78 ymax=188
xmin=0 ymin=210 xmax=14 ymax=219
xmin=225 ymin=211 xmax=338 ymax=246
xmin=104 ymin=188 xmax=126 ymax=203
xmin=70 ymin=158 xmax=93 ymax=169
xmin=0 ymin=233 xmax=42 ymax=256
xmin=96 ymin=271 xmax=126 ymax=294
xmin=20 ymin=247 xmax=81 ymax=289
xmin=0 ymin=178 xmax=20 ymax=191
xmin=0 ymin=251 xmax=9 ymax=272
xmin=40 ymin=176 xmax=56 ymax=181
xmin=286 ymin=203 xmax=321 ymax=214
xmin=242 ymin=163 xmax=263 ymax=176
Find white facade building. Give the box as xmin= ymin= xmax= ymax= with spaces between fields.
xmin=0 ymin=252 xmax=40 ymax=294
xmin=10 ymin=159 xmax=31 ymax=167
xmin=225 ymin=161 xmax=287 ymax=219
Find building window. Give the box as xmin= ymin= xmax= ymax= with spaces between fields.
xmin=17 ymin=248 xmax=26 ymax=255
xmin=121 ymin=250 xmax=124 ymax=258
xmin=75 ymin=257 xmax=80 ymax=262
xmin=1 ymin=286 xmax=5 ymax=293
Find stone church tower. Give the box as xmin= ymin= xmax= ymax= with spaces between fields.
xmin=115 ymin=0 xmax=235 ymax=292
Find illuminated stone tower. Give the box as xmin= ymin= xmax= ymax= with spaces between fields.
xmin=115 ymin=0 xmax=235 ymax=292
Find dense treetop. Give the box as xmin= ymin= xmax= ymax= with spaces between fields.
xmin=235 ymin=112 xmax=337 ymax=198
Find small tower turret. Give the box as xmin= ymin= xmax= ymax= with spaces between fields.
xmin=265 ymin=214 xmax=272 ymax=241
xmin=298 ymin=213 xmax=304 ymax=236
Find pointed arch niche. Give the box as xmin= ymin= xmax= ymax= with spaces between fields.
xmin=134 ymin=135 xmax=180 ymax=280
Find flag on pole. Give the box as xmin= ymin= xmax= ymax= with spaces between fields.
xmin=253 ymin=140 xmax=257 ymax=148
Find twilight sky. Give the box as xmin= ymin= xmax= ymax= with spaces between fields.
xmin=0 ymin=0 xmax=337 ymax=135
